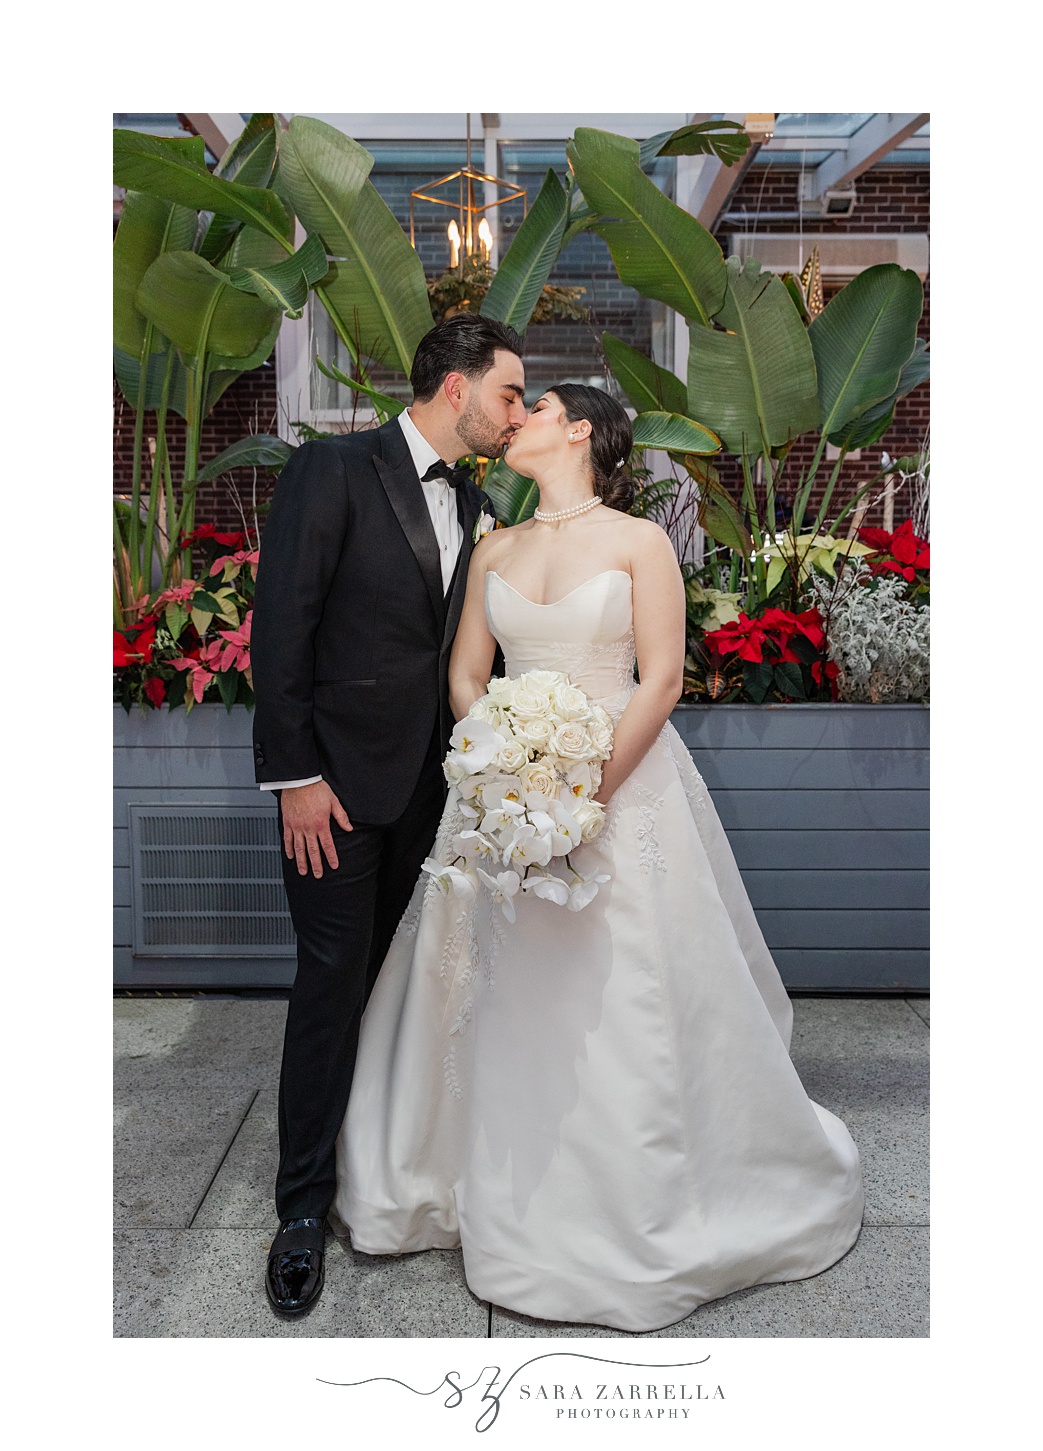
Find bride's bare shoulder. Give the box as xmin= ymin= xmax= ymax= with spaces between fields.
xmin=471 ymin=518 xmax=535 ymax=567
xmin=601 ymin=509 xmax=673 ymax=547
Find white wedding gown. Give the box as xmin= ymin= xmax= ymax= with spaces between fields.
xmin=334 ymin=569 xmax=864 ymax=1332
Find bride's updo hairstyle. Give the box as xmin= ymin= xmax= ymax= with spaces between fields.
xmin=548 ymin=383 xmax=636 ymax=513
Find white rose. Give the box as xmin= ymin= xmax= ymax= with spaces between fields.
xmin=572 ymin=799 xmax=606 ymax=843
xmin=552 ymin=683 xmax=590 ymax=720
xmin=588 ymin=719 xmax=614 ymax=757
xmin=550 ymin=722 xmax=593 ymax=760
xmin=520 ymin=669 xmax=565 ymax=694
xmin=512 ymin=715 xmax=554 ymax=751
xmin=496 ymin=738 xmax=530 ymax=773
xmin=519 ymin=759 xmax=561 ymax=800
xmin=510 ymin=687 xmax=552 ymax=719
xmin=485 ymin=676 xmax=516 ymax=706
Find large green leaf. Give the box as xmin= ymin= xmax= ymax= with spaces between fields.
xmin=483 ymin=458 xmax=539 ymax=526
xmin=113 ymin=129 xmax=292 ymax=244
xmin=114 ymin=187 xmax=198 ymax=355
xmin=639 ymin=119 xmax=752 ymax=171
xmin=687 ymin=257 xmax=820 ymax=454
xmin=602 ymin=332 xmax=687 ymax=415
xmin=135 ymin=251 xmax=281 ymax=361
xmin=631 ymin=411 xmax=720 ymax=455
xmin=809 ymin=264 xmax=924 ymax=437
xmin=684 ymin=459 xmax=753 ymax=557
xmin=226 ymin=233 xmax=328 ymax=318
xmin=314 ymin=356 xmax=405 ymax=417
xmin=277 ymin=116 xmax=432 ymax=374
xmin=566 ymin=128 xmax=726 ymax=325
xmin=481 ymin=169 xmax=566 ymax=333
xmin=195 ymin=433 xmax=294 ymax=483
xmin=828 ymin=338 xmax=930 ymax=450
xmin=199 ymin=114 xmax=280 ymax=263
xmin=114 ymin=344 xmax=188 ymax=415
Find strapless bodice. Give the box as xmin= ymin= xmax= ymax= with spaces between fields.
xmin=484 ymin=569 xmax=637 ymax=717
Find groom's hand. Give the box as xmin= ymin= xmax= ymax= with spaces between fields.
xmin=281 ymin=781 xmax=353 ymax=878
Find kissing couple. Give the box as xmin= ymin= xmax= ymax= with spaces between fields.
xmin=250 ymin=313 xmax=863 ymax=1332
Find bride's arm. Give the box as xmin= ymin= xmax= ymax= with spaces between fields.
xmin=593 ymin=523 xmax=686 ymax=804
xmin=448 ymin=536 xmax=499 ymax=720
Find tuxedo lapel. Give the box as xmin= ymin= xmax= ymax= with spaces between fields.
xmin=442 ymin=482 xmax=482 ymax=649
xmin=373 ymin=423 xmax=445 ymax=633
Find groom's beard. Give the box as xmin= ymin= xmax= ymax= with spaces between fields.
xmin=455 ymin=395 xmax=514 ymax=460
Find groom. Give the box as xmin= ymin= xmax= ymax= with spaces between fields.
xmin=251 ymin=315 xmax=526 ymax=1316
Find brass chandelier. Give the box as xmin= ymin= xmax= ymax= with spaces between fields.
xmin=409 ymin=115 xmax=527 ymax=271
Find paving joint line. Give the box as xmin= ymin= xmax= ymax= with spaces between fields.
xmin=186 ymin=1088 xmax=260 ymax=1229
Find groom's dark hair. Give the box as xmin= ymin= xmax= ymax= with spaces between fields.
xmin=410 ymin=315 xmax=523 ymax=403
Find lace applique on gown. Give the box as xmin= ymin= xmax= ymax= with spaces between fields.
xmin=334 ymin=570 xmax=863 ymax=1333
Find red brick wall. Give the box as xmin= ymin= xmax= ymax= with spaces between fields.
xmin=710 ymin=166 xmax=930 ymax=533
xmin=113 ymin=359 xmax=280 ymax=538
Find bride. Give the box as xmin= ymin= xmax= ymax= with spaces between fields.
xmin=333 ymin=384 xmax=864 ymax=1333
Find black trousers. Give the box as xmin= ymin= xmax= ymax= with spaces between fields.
xmin=274 ymin=729 xmax=446 ymax=1220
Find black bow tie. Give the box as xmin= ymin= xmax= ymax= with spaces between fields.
xmin=421 ymin=459 xmax=472 ymax=488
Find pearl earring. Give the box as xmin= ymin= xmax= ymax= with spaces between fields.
xmin=569 ymin=433 xmax=575 ymax=441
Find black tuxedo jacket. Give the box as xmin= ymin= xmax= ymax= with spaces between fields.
xmin=251 ymin=417 xmax=493 ymax=824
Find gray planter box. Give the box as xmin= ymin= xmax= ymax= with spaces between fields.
xmin=114 ymin=701 xmax=928 ymax=993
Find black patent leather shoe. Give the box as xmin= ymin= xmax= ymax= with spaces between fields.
xmin=265 ymin=1217 xmax=326 ymax=1317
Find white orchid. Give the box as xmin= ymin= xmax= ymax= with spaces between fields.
xmin=443 ymin=717 xmax=506 ymax=782
xmin=521 ymin=870 xmax=571 ymax=905
xmin=453 ymin=829 xmax=499 ymax=864
xmin=567 ymin=870 xmax=611 ymax=912
xmin=503 ymin=822 xmax=554 ymax=870
xmin=476 ymin=867 xmax=521 ymax=922
xmin=420 ymin=859 xmax=478 ymax=905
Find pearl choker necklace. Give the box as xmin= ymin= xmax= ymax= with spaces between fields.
xmin=534 ymin=496 xmax=601 ymax=523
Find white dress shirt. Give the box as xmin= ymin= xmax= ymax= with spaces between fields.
xmin=261 ymin=410 xmax=465 ymax=792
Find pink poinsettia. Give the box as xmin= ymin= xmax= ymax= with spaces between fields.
xmin=171 ymin=640 xmax=225 ymax=703
xmin=152 ymin=582 xmax=196 ymax=610
xmin=216 ymin=611 xmax=252 ymax=673
xmin=210 ymin=549 xmax=260 ymax=581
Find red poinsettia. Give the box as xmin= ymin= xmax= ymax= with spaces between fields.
xmin=705 ymin=606 xmax=828 ymax=665
xmin=143 ymin=677 xmax=166 ymax=707
xmin=703 ymin=613 xmax=770 ymax=662
xmin=113 ymin=618 xmax=158 ymax=668
xmin=858 ymin=519 xmax=929 ymax=583
xmin=181 ymin=522 xmax=250 ymax=551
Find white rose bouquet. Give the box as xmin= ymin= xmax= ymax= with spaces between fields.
xmin=421 ymin=670 xmax=613 ymax=920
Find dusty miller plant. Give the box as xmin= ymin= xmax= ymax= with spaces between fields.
xmin=810 ymin=562 xmax=929 ymax=704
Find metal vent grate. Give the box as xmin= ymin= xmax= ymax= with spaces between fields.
xmin=129 ymin=806 xmax=295 ymax=956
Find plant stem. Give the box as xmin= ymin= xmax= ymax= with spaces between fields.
xmin=142 ymin=344 xmax=175 ymax=598
xmin=739 ymin=451 xmax=766 ymax=608
xmin=129 ymin=322 xmax=155 ymax=593
xmin=809 ymin=447 xmax=850 ymax=536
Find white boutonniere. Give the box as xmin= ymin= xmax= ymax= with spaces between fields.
xmin=472 ymin=510 xmax=498 ymax=545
